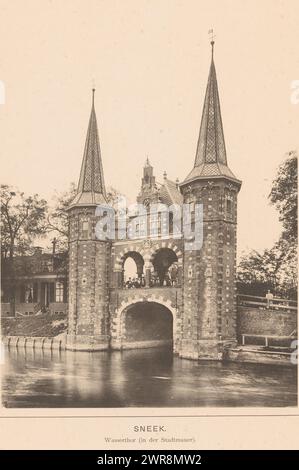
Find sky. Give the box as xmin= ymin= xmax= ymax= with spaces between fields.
xmin=0 ymin=0 xmax=298 ymax=257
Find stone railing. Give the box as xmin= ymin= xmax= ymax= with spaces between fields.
xmin=1 ymin=302 xmax=67 ymax=317
xmin=2 ymin=334 xmax=66 ymax=351
xmin=112 ymin=286 xmax=183 ymax=312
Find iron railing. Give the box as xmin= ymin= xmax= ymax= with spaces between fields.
xmin=237 ymin=294 xmax=297 ymax=312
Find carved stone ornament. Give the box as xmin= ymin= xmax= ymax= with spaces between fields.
xmin=143 ymin=239 xmax=152 ymax=249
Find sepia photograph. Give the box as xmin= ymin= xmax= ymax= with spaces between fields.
xmin=0 ymin=0 xmax=297 ymax=415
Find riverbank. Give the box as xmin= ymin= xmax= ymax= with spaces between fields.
xmin=2 ymin=334 xmax=296 ymax=367
xmin=2 ymin=334 xmax=66 ymax=351
xmin=224 ymin=345 xmax=295 ymax=367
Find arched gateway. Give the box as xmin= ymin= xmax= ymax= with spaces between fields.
xmin=66 ymin=43 xmax=242 ymax=360
xmin=110 ymin=295 xmax=180 ymax=353
xmin=112 ymin=301 xmax=173 ymax=350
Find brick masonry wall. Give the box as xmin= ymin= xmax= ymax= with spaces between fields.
xmin=237 ymin=306 xmax=297 ymax=338
xmin=180 ymin=179 xmax=240 ymax=359
xmin=66 ymin=207 xmax=111 ymax=350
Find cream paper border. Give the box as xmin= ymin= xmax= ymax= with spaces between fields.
xmin=0 ymin=0 xmax=298 ymax=450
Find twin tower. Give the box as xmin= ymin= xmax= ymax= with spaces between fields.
xmin=66 ymin=43 xmax=242 ymax=360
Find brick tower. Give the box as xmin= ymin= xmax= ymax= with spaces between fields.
xmin=66 ymin=90 xmax=111 ymax=351
xmin=179 ymin=42 xmax=242 ymax=360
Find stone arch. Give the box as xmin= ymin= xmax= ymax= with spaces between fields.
xmin=112 ymin=294 xmax=179 ymax=352
xmin=115 ymin=245 xmax=147 ymax=270
xmin=114 ymin=248 xmax=147 ymax=288
xmin=149 ymin=241 xmax=182 ymax=264
xmin=149 ymin=244 xmax=182 ymax=286
xmin=123 ymin=251 xmax=144 ymax=279
xmin=116 ymin=294 xmax=177 ymax=317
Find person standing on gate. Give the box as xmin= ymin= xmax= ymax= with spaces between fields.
xmin=266 ymin=289 xmax=274 ymax=308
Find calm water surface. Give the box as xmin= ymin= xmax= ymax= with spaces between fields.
xmin=1 ymin=346 xmax=297 ymax=407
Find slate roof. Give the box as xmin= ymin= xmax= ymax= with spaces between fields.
xmin=70 ymin=90 xmax=107 ymax=208
xmin=183 ymin=43 xmax=240 ymax=186
xmin=158 ymin=178 xmax=183 ymax=206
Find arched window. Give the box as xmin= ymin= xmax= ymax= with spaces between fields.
xmin=123 ymin=258 xmax=138 ymax=281
xmin=122 ymin=251 xmax=145 ymax=288
xmin=81 ymin=220 xmax=89 ymax=238
xmin=151 ymin=248 xmax=178 ymax=287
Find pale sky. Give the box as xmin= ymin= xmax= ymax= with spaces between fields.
xmin=0 ymin=0 xmax=298 ymax=257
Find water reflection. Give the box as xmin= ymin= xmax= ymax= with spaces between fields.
xmin=1 ymin=347 xmax=297 ymax=408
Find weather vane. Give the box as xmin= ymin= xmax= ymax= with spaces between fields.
xmin=208 ymin=29 xmax=215 ymax=57
xmin=208 ymin=28 xmax=216 ymax=43
xmin=92 ymin=79 xmax=96 ymax=105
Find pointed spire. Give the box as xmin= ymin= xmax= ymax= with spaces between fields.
xmin=183 ymin=41 xmax=240 ymax=185
xmin=195 ymin=40 xmax=227 ymax=167
xmin=70 ymin=89 xmax=107 ymax=208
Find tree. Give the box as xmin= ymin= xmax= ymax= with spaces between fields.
xmin=47 ymin=183 xmax=123 ymax=250
xmin=269 ymin=151 xmax=298 ymax=297
xmin=269 ymin=150 xmax=297 ymax=244
xmin=1 ymin=185 xmax=48 ymax=314
xmin=47 ymin=183 xmax=77 ymax=251
xmin=106 ymin=186 xmax=124 ymax=207
xmin=237 ymin=241 xmax=297 ymax=298
xmin=237 ymin=151 xmax=298 ymax=299
xmin=1 ymin=185 xmax=48 ymax=259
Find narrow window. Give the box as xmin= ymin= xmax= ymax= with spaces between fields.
xmin=82 ymin=220 xmax=89 ymax=238
xmin=226 ymin=199 xmax=233 ymax=215
xmin=55 ymin=282 xmax=64 ymax=303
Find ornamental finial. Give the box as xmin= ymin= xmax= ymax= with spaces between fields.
xmin=208 ymin=29 xmax=216 ymax=58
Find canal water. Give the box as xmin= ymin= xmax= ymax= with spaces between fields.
xmin=1 ymin=346 xmax=297 ymax=408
